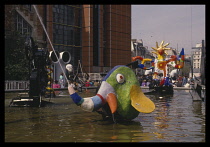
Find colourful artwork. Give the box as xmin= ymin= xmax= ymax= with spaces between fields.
xmin=68 ymin=65 xmax=155 ymax=121
xmin=132 ymin=41 xmax=185 ymax=78
xmin=132 ymin=56 xmax=155 ymax=70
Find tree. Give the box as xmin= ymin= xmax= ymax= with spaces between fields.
xmin=180 ymin=63 xmax=191 ymax=77
xmin=5 ymin=31 xmax=29 ymax=80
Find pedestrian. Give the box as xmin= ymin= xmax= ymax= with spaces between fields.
xmin=89 ymin=81 xmax=94 ymax=86
xmin=177 ymin=75 xmax=182 ymax=87
xmin=146 ymin=79 xmax=151 ymax=87
xmin=141 ymin=80 xmax=147 ymax=86
xmin=52 ymin=80 xmax=61 ymax=96
xmin=139 ymin=75 xmax=143 ymax=86
xmin=85 ymin=80 xmax=90 ymax=87
xmin=149 ymin=80 xmax=155 ymax=89
xmin=148 ymin=73 xmax=153 ymax=81
xmin=152 ymin=72 xmax=159 ymax=80
xmin=94 ymin=80 xmax=100 ymax=87
xmin=182 ymin=76 xmax=188 ymax=87
xmin=59 ymin=73 xmax=64 ymax=88
xmin=188 ymin=77 xmax=194 ymax=85
xmin=53 ymin=80 xmax=61 ymax=89
xmin=153 ymin=79 xmax=159 ymax=87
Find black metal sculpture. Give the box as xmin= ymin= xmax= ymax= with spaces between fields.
xmin=9 ymin=37 xmax=51 ymax=107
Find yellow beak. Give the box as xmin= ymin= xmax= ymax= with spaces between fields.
xmin=130 ymin=85 xmax=155 ymax=113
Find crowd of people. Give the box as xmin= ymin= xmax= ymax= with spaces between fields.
xmin=51 ymin=72 xmax=101 ymax=92
xmin=138 ymin=73 xmax=195 ymax=88
xmin=68 ymin=80 xmax=101 ymax=92
xmin=51 ymin=72 xmax=195 ymax=92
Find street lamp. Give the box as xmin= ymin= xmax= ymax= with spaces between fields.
xmin=134 ymin=43 xmax=138 ymax=57
xmin=191 ymin=52 xmax=194 ymax=78
xmin=133 ymin=43 xmax=138 ymax=75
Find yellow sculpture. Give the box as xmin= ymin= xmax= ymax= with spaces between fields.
xmin=151 ymin=40 xmax=171 ymax=61
xmin=151 ymin=41 xmax=171 ymax=77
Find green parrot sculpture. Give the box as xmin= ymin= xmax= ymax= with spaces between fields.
xmin=68 ymin=65 xmax=155 ymax=121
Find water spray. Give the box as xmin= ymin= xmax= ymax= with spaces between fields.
xmin=32 ymin=5 xmax=69 ymax=84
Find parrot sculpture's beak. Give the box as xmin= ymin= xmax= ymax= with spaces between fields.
xmin=130 ymin=85 xmax=155 ymax=113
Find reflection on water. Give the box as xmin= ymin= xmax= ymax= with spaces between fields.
xmin=5 ymin=90 xmax=205 ymax=142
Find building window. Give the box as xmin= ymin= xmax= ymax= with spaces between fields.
xmin=93 ymin=5 xmax=100 ymax=66
xmin=25 ymin=5 xmax=32 ymax=11
xmin=52 ymin=5 xmax=81 ymax=66
xmin=14 ymin=12 xmax=32 ymax=36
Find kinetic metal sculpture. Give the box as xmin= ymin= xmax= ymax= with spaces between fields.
xmin=9 ymin=37 xmax=72 ymax=107
xmin=10 ymin=37 xmax=52 ymax=107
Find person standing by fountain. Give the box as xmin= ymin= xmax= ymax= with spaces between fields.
xmin=59 ymin=73 xmax=64 ymax=88
xmin=53 ymin=80 xmax=61 ymax=89
xmin=177 ymin=75 xmax=183 ymax=87
xmin=182 ymin=75 xmax=188 ymax=87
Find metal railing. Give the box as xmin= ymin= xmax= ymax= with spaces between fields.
xmin=88 ymin=73 xmax=102 ymax=81
xmin=5 ymin=80 xmax=29 ymax=90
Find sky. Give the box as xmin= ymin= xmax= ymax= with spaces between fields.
xmin=131 ymin=5 xmax=205 ymax=55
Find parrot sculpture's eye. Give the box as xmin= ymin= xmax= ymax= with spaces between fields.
xmin=116 ymin=73 xmax=125 ymax=84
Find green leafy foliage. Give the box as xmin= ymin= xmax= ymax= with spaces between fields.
xmin=5 ymin=31 xmax=29 ymax=80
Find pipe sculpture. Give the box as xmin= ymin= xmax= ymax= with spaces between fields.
xmin=49 ymin=51 xmax=71 ymax=64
